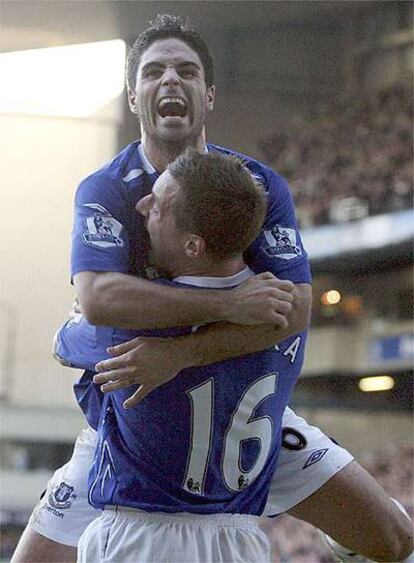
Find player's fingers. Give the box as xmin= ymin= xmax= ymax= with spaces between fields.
xmin=95 ymin=354 xmax=129 ymax=373
xmin=123 ymin=385 xmax=151 ymax=409
xmin=273 ymin=300 xmax=293 ymax=315
xmin=265 ymin=279 xmax=295 ymax=294
xmin=73 ymin=296 xmax=82 ymax=314
xmin=273 ymin=288 xmax=294 ymax=303
xmin=254 ymin=271 xmax=276 ymax=281
xmin=93 ymin=367 xmax=134 ymax=384
xmin=276 ymin=279 xmax=295 ymax=291
xmin=100 ymin=378 xmax=136 ymax=393
xmin=106 ymin=337 xmax=143 ymax=357
xmin=270 ymin=312 xmax=289 ymax=329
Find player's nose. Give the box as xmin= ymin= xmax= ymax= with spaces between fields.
xmin=162 ymin=66 xmax=180 ymax=86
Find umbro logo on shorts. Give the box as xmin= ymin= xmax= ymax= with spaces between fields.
xmin=302 ymin=448 xmax=328 ymax=469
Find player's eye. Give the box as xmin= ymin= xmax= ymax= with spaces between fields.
xmin=144 ymin=68 xmax=163 ymax=79
xmin=180 ymin=68 xmax=196 ymax=78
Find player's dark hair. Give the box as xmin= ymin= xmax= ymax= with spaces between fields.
xmin=126 ymin=14 xmax=214 ymax=88
xmin=168 ymin=150 xmax=267 ymax=260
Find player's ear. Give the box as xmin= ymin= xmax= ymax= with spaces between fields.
xmin=184 ymin=235 xmax=205 ymax=258
xmin=206 ymin=85 xmax=215 ymax=112
xmin=127 ymin=87 xmax=140 ymax=115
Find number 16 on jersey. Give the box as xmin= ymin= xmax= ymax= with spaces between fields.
xmin=182 ymin=373 xmax=278 ymax=496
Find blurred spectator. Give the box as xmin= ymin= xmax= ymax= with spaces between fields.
xmin=264 ymin=444 xmax=413 ymax=562
xmin=259 ymin=81 xmax=413 ymax=228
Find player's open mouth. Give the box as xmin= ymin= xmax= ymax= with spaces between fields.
xmin=157 ymin=97 xmax=188 ymax=120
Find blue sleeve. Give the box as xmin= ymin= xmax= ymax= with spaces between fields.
xmin=245 ymin=172 xmax=312 ymax=284
xmin=54 ymin=317 xmax=113 ymax=372
xmin=71 ymin=174 xmax=132 ymax=278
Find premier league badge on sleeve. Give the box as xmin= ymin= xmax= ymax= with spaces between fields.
xmin=83 ymin=203 xmax=124 ymax=248
xmin=262 ymin=225 xmax=302 ymax=260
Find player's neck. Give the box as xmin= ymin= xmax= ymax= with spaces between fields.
xmin=141 ymin=134 xmax=207 ymax=173
xmin=172 ymin=256 xmax=246 ymax=279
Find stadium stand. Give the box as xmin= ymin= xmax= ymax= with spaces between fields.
xmin=258 ymin=81 xmax=413 ymax=229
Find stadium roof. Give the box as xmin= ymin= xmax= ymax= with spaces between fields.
xmin=2 ymin=0 xmax=372 ymax=53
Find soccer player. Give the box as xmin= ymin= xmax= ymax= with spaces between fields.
xmin=53 ymin=152 xmax=412 ymax=563
xmin=12 ymin=14 xmax=413 ymax=563
xmin=58 ymin=150 xmax=308 ymax=562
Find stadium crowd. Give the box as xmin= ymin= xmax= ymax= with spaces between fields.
xmin=265 ymin=445 xmax=414 ymax=562
xmin=258 ymin=81 xmax=413 ymax=229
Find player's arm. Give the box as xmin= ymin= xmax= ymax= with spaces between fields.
xmin=74 ymin=270 xmax=295 ymax=329
xmin=186 ymin=282 xmax=311 ymax=362
xmin=93 ymin=282 xmax=310 ymax=407
xmin=72 ymin=175 xmax=294 ymax=330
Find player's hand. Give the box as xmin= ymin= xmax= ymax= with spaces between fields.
xmin=93 ymin=336 xmax=190 ymax=409
xmin=52 ymin=329 xmax=71 ymax=366
xmin=227 ymin=272 xmax=295 ymax=328
xmin=52 ymin=297 xmax=83 ymax=367
xmin=69 ymin=296 xmax=83 ymax=320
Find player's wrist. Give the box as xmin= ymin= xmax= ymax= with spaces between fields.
xmin=191 ymin=290 xmax=232 ymax=324
xmin=211 ymin=291 xmax=234 ymax=323
xmin=174 ymin=333 xmax=205 ymax=368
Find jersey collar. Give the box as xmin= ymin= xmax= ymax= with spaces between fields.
xmin=138 ymin=143 xmax=157 ymax=175
xmin=139 ymin=142 xmax=208 ymax=175
xmin=173 ymin=266 xmax=254 ymax=288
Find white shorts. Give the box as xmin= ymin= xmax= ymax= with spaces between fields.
xmin=28 ymin=409 xmax=353 ymax=547
xmin=28 ymin=427 xmax=100 ymax=547
xmin=263 ymin=407 xmax=354 ymax=515
xmin=78 ymin=507 xmax=270 ymax=563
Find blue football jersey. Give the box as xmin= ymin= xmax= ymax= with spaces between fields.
xmin=71 ymin=141 xmax=311 ymax=283
xmin=56 ymin=268 xmax=307 ymax=516
xmin=67 ymin=139 xmax=311 ymax=514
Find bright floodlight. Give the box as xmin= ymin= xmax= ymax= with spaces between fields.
xmin=0 ymin=40 xmax=126 ymax=117
xmin=321 ymin=289 xmax=341 ymax=306
xmin=358 ymin=375 xmax=395 ymax=392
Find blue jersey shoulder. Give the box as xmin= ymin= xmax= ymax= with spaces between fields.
xmin=207 ymin=143 xmax=287 ymax=193
xmin=80 ymin=140 xmax=143 ymax=183
xmin=71 ymin=141 xmax=157 ymax=278
xmin=208 ymin=144 xmax=311 ymax=284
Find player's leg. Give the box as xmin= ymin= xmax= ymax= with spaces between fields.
xmin=11 ymin=528 xmax=76 ymax=563
xmin=288 ymin=460 xmax=413 ymax=562
xmin=11 ymin=427 xmax=100 ymax=563
xmin=263 ymin=408 xmax=413 ymax=562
